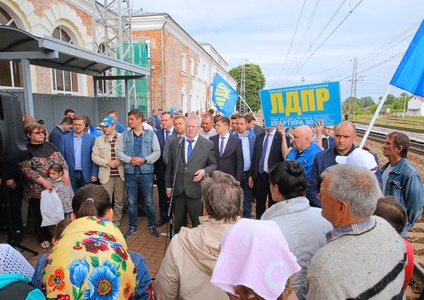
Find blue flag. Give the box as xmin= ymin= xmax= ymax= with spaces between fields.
xmin=390 ymin=20 xmax=424 ymax=97
xmin=211 ymin=73 xmax=239 ymax=117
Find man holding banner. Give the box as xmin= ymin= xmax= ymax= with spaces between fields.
xmin=277 ymin=124 xmax=322 ymax=181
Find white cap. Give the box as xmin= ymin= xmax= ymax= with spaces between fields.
xmin=335 ymin=148 xmax=378 ymax=172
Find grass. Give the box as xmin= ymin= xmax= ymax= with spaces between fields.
xmin=353 ymin=114 xmax=424 ymax=131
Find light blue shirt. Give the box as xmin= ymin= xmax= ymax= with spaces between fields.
xmin=73 ymin=133 xmax=83 ymax=170
xmin=237 ymin=132 xmax=251 ymax=171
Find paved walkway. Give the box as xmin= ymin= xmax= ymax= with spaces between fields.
xmin=0 ymin=187 xmax=169 ymax=279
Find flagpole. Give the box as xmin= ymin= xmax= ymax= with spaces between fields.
xmin=358 ymin=85 xmax=391 ymax=149
xmin=237 ymin=95 xmax=260 ymax=123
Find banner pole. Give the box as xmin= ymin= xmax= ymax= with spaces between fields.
xmin=358 ymin=85 xmax=391 ymax=149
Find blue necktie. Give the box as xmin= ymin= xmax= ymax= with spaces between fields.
xmin=165 ymin=130 xmax=170 ymax=141
xmin=187 ymin=140 xmax=194 ymax=160
xmin=259 ymin=134 xmax=271 ymax=174
xmin=220 ymin=136 xmax=225 ymax=157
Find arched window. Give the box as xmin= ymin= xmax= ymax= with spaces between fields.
xmin=52 ymin=27 xmax=79 ymax=94
xmin=0 ymin=6 xmax=23 ymax=88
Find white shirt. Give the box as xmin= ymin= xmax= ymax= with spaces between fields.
xmin=164 ymin=126 xmax=174 ymax=141
xmin=200 ymin=127 xmax=217 ymax=139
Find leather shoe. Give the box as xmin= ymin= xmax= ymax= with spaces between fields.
xmin=155 ymin=218 xmax=169 ymax=227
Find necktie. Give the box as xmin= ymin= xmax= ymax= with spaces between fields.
xmin=165 ymin=130 xmax=170 ymax=141
xmin=220 ymin=136 xmax=226 ymax=157
xmin=259 ymin=134 xmax=271 ymax=174
xmin=187 ymin=140 xmax=194 ymax=160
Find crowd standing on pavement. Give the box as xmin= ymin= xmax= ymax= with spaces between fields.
xmin=0 ymin=105 xmax=422 ymax=299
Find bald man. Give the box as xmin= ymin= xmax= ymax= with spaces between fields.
xmin=277 ymin=124 xmax=322 ymax=181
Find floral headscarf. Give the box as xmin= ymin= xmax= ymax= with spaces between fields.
xmin=42 ymin=217 xmax=137 ymax=299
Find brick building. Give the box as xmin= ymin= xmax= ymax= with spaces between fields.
xmin=132 ymin=12 xmax=236 ymax=113
xmin=0 ymin=0 xmax=235 ymax=116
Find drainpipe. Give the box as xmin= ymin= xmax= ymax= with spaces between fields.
xmin=160 ymin=15 xmax=168 ymax=111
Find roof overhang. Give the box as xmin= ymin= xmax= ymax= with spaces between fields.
xmin=0 ymin=26 xmax=150 ymax=77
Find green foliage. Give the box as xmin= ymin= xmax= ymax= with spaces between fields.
xmin=357 ymin=96 xmax=375 ymax=108
xmin=370 ymin=104 xmax=378 ymax=114
xmin=378 ymin=93 xmax=396 ymax=105
xmin=229 ymin=64 xmax=266 ymax=112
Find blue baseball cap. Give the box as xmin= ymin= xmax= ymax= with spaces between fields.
xmin=99 ymin=116 xmax=115 ymax=127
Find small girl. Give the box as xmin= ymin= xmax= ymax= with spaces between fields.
xmin=48 ymin=163 xmax=74 ymax=219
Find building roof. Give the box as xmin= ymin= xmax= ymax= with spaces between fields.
xmin=0 ymin=25 xmax=150 ymax=76
xmin=415 ymin=95 xmax=424 ymax=102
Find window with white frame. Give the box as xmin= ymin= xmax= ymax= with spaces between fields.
xmin=0 ymin=7 xmax=23 ymax=88
xmin=203 ymin=65 xmax=206 ymax=82
xmin=190 ymin=57 xmax=194 ymax=76
xmin=52 ymin=27 xmax=79 ymax=94
xmin=181 ymin=52 xmax=186 ymax=72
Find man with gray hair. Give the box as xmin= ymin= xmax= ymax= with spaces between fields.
xmin=306 ymin=164 xmax=406 ymax=299
xmin=165 ymin=116 xmax=216 ymax=233
xmin=154 ymin=171 xmax=242 ymax=299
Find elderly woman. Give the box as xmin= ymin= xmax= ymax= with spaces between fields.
xmin=211 ymin=218 xmax=301 ymax=300
xmin=153 ymin=170 xmax=243 ymax=299
xmin=261 ymin=161 xmax=332 ymax=300
xmin=36 ymin=184 xmax=151 ymax=300
xmin=19 ymin=122 xmax=70 ymax=248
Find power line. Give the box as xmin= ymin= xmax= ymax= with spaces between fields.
xmin=284 ymin=0 xmax=365 ymax=84
xmin=198 ymin=0 xmax=235 ymax=57
xmin=274 ymin=0 xmax=307 ymax=87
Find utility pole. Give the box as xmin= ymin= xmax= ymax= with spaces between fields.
xmin=348 ymin=58 xmax=357 ymax=121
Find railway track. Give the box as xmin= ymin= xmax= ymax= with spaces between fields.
xmin=356 ymin=128 xmax=424 ymax=156
xmin=355 ymin=121 xmax=424 ymax=133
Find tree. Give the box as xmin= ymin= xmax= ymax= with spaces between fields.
xmin=356 ymin=96 xmax=375 ymax=108
xmin=378 ymin=93 xmax=396 ymax=105
xmin=229 ymin=63 xmax=266 ymax=112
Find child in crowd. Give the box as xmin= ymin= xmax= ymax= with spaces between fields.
xmin=48 ymin=163 xmax=74 ymax=218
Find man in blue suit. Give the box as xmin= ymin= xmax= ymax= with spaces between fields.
xmin=154 ymin=112 xmax=176 ymax=227
xmin=249 ymin=127 xmax=289 ymax=219
xmin=49 ymin=117 xmax=72 ymax=151
xmin=210 ymin=116 xmax=243 ymax=183
xmin=235 ymin=115 xmax=256 ymax=218
xmin=61 ymin=115 xmax=99 ymax=192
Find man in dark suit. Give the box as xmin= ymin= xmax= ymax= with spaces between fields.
xmin=165 ymin=116 xmax=216 ymax=234
xmin=210 ymin=116 xmax=243 ymax=183
xmin=49 ymin=117 xmax=72 ymax=151
xmin=245 ymin=113 xmax=265 ymax=136
xmin=248 ymin=127 xmax=289 ymax=219
xmin=154 ymin=112 xmax=176 ymax=227
xmin=235 ymin=115 xmax=256 ymax=218
xmin=61 ymin=115 xmax=98 ymax=192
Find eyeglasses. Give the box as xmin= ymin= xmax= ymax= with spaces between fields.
xmin=186 ymin=125 xmax=200 ymax=129
xmin=32 ymin=131 xmax=46 ymax=135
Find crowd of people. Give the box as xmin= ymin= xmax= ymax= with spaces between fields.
xmin=0 ymin=106 xmax=423 ymax=299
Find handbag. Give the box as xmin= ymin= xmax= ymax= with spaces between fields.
xmin=40 ymin=189 xmax=64 ymax=226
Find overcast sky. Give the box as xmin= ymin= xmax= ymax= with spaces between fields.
xmin=135 ymin=0 xmax=423 ymax=102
